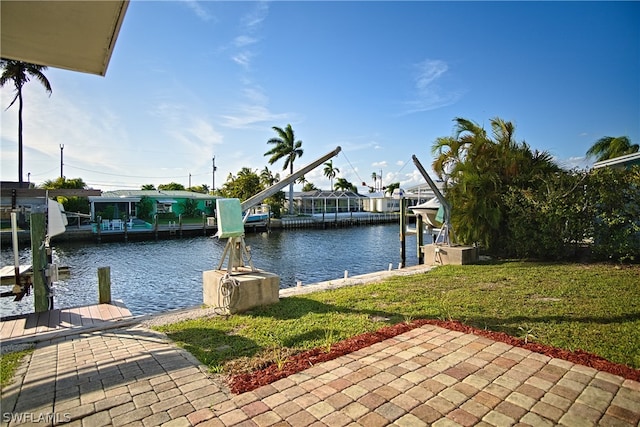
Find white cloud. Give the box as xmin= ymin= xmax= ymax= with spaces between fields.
xmin=232 ymin=51 xmax=254 ymax=69
xmin=187 ymin=118 xmax=223 ymax=146
xmin=241 ymin=1 xmax=269 ymax=30
xmin=243 ymin=86 xmax=268 ymax=105
xmin=234 ymin=35 xmax=257 ymax=48
xmin=400 ymin=59 xmax=464 ymax=115
xmin=372 ymin=161 xmax=388 ymax=168
xmin=558 ymin=155 xmax=590 ymax=170
xmin=220 ymin=105 xmax=289 ymax=129
xmin=182 ymin=0 xmax=213 ymax=21
xmin=416 ymin=60 xmax=448 ymax=90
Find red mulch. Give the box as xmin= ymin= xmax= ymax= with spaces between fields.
xmin=228 ymin=319 xmax=640 ymax=394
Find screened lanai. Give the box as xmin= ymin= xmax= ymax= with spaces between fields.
xmin=292 ymin=190 xmax=366 ymax=215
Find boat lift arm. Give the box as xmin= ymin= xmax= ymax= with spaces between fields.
xmin=412 ymin=154 xmax=455 ymax=245
xmin=216 ymin=146 xmax=342 ymax=273
xmin=240 ymin=146 xmax=342 ymax=214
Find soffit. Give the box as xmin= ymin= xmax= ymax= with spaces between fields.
xmin=1 ymin=1 xmax=128 ymax=76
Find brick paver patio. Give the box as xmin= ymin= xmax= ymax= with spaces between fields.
xmin=2 ymin=322 xmax=639 ymax=426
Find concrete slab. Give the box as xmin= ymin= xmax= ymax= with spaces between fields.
xmin=422 ymin=244 xmax=479 ymax=265
xmin=203 ymin=269 xmax=280 ymax=314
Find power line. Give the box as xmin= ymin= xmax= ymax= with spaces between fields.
xmin=339 ymin=151 xmax=365 ymax=184
xmin=29 ymin=167 xmax=59 ymax=177
xmin=65 ymin=163 xmax=210 ymax=179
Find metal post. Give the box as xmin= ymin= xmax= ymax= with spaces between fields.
xmin=399 ymin=198 xmax=406 ymax=268
xmin=416 ymin=214 xmax=424 ymax=264
xmin=212 ymin=156 xmax=217 ymax=193
xmin=60 ymin=144 xmax=64 ymax=178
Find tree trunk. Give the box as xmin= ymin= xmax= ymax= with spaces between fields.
xmin=288 ymin=161 xmax=294 ymax=215
xmin=18 ymin=89 xmax=24 ymax=186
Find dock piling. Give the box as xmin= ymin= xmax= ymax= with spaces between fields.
xmin=98 ymin=267 xmax=111 ymax=304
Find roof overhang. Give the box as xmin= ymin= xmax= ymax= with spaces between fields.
xmin=88 ymin=196 xmax=140 ymax=203
xmin=592 ymin=152 xmax=640 ymax=169
xmin=1 ymin=1 xmax=129 ymax=76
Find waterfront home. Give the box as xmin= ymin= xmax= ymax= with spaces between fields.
xmin=362 ymin=181 xmax=445 ymax=213
xmin=363 ymin=192 xmax=401 ymax=213
xmin=88 ymin=190 xmax=218 ymax=222
xmin=292 ymin=190 xmax=366 ymax=215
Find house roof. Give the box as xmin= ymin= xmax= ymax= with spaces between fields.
xmin=99 ymin=190 xmax=218 ymax=200
xmin=1 ymin=1 xmax=128 ymax=76
xmin=592 ymin=152 xmax=640 ymax=169
xmin=294 ymin=190 xmax=365 ymax=199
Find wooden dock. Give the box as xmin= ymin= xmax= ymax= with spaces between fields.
xmin=0 ymin=301 xmax=134 ymax=344
xmin=0 ymin=265 xmax=32 ymax=286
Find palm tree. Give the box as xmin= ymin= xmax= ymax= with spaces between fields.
xmin=431 ymin=116 xmax=560 ymax=249
xmin=260 ymin=166 xmax=279 ymax=187
xmin=264 ymin=124 xmax=304 ymax=214
xmin=0 ymin=59 xmax=52 ymax=186
xmin=141 ymin=184 xmax=156 ymax=190
xmin=384 ymin=182 xmax=400 ymax=196
xmin=586 ymin=136 xmax=639 ymax=162
xmin=323 ymin=160 xmax=340 ymax=191
xmin=334 ymin=177 xmax=356 ymax=192
xmin=431 ymin=136 xmax=465 ymax=182
xmin=40 ymin=177 xmax=87 ymax=189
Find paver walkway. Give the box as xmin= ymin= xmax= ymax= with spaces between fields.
xmin=2 ymin=323 xmax=639 ymax=426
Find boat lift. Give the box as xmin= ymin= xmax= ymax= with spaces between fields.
xmin=215 ymin=146 xmax=342 ymax=274
xmin=412 ymin=154 xmax=455 ymax=246
xmin=1 ymin=198 xmax=67 ymax=311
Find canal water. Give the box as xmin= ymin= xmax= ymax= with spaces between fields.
xmin=1 ymin=224 xmax=422 ymax=317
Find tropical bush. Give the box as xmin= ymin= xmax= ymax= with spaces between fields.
xmin=587 ymin=166 xmax=640 ymax=262
xmin=136 ymin=196 xmax=154 ymax=222
xmin=180 ymin=198 xmax=201 ymax=218
xmin=432 ymin=117 xmax=639 ymax=263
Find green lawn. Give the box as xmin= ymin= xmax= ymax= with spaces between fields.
xmin=2 ymin=262 xmax=637 ymax=386
xmin=0 ymin=348 xmax=33 ymax=388
xmin=155 ymin=262 xmax=640 ymax=374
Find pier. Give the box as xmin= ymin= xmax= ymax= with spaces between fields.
xmin=0 ymin=301 xmax=133 ymax=344
xmin=278 ymin=212 xmax=398 ymax=230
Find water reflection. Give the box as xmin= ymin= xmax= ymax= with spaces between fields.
xmin=1 ymin=224 xmax=419 ymax=316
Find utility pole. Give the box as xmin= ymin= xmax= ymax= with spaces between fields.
xmin=189 ymin=173 xmax=192 ymax=189
xmin=60 ymin=144 xmax=64 ymax=178
xmin=212 ymin=156 xmax=217 ymax=193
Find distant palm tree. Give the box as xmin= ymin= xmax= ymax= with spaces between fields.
xmin=586 ymin=136 xmax=639 ymax=162
xmin=0 ymin=59 xmax=52 ymax=186
xmin=141 ymin=184 xmax=156 ymax=190
xmin=40 ymin=177 xmax=86 ymax=189
xmin=302 ymin=182 xmax=319 ymax=192
xmin=323 ymin=160 xmax=340 ymax=191
xmin=384 ymin=182 xmax=400 ymax=196
xmin=265 ymin=124 xmax=304 ymax=214
xmin=371 ymin=172 xmax=377 ymax=191
xmin=260 ymin=166 xmax=279 ymax=187
xmin=334 ymin=177 xmax=355 ymax=192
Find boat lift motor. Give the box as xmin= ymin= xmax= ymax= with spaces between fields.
xmin=215 ymin=198 xmax=256 ymax=274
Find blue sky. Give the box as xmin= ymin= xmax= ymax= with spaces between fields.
xmin=2 ymin=1 xmax=639 ymax=192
